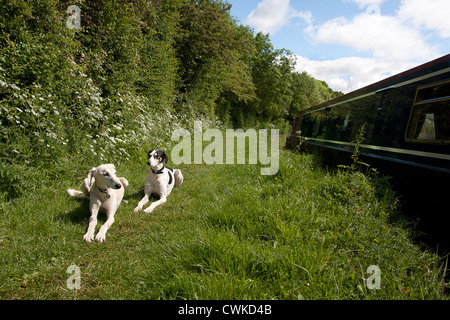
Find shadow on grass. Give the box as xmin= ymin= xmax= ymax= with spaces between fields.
xmin=125 ymin=188 xmax=146 ymax=202
xmin=59 ymin=188 xmax=159 ymax=227
xmin=126 ymin=188 xmax=164 ymax=203
xmin=59 ymin=199 xmax=90 ymax=225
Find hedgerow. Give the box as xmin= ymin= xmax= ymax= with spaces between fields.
xmin=0 ymin=0 xmax=340 ymax=199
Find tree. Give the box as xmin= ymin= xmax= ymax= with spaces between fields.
xmin=230 ymin=32 xmax=295 ymax=127
xmin=175 ymin=0 xmax=256 ymax=118
xmin=289 ymin=71 xmax=343 ymax=117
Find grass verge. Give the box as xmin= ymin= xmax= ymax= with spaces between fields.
xmin=0 ymin=148 xmax=447 ymax=299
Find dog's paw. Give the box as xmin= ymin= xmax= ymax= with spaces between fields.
xmin=83 ymin=232 xmax=94 ymax=243
xmin=95 ymin=233 xmax=106 ymax=243
xmin=133 ymin=206 xmax=142 ymax=213
xmin=143 ymin=207 xmax=154 ymax=214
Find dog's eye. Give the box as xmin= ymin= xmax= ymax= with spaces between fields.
xmin=103 ymin=172 xmax=110 ymax=177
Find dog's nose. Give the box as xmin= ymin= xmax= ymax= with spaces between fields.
xmin=114 ymin=183 xmax=122 ymax=189
xmin=147 ymin=161 xmax=151 ymax=166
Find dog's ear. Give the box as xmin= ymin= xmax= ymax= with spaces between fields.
xmin=87 ymin=167 xmax=97 ymax=187
xmin=162 ymin=151 xmax=169 ymax=164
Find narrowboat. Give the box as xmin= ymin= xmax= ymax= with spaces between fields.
xmin=286 ymin=54 xmax=450 ymax=249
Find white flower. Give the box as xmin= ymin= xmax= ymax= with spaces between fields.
xmin=90 ymin=96 xmax=100 ymax=105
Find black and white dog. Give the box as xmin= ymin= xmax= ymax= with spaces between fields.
xmin=134 ymin=149 xmax=183 ymax=214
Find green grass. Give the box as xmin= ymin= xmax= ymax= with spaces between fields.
xmin=0 ymin=146 xmax=448 ymax=299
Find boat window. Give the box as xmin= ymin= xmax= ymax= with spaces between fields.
xmin=312 ymin=116 xmax=321 ymax=137
xmin=343 ymin=114 xmax=350 ymax=131
xmin=417 ymin=113 xmax=435 ymax=140
xmin=406 ymin=98 xmax=450 ymax=143
xmin=415 ymin=81 xmax=450 ymax=103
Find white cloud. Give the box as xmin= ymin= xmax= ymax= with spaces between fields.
xmin=296 ymin=1 xmax=446 ymax=93
xmin=343 ymin=0 xmax=387 ymax=8
xmin=294 ymin=55 xmax=416 ymax=93
xmin=311 ymin=11 xmax=440 ymax=62
xmin=244 ymin=0 xmax=448 ymax=94
xmin=398 ymin=0 xmax=450 ymax=38
xmin=246 ymin=0 xmax=312 ymax=34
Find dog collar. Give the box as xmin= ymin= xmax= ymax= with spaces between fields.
xmin=97 ymin=187 xmax=110 ymax=198
xmin=151 ymin=166 xmax=165 ymax=174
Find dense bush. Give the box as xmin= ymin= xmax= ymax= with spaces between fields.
xmin=0 ymin=0 xmax=341 ymax=199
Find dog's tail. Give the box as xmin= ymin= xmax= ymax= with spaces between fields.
xmin=174 ymin=169 xmax=184 ymax=187
xmin=67 ymin=188 xmax=87 ymax=199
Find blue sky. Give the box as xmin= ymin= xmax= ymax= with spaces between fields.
xmin=228 ymin=0 xmax=450 ymax=93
